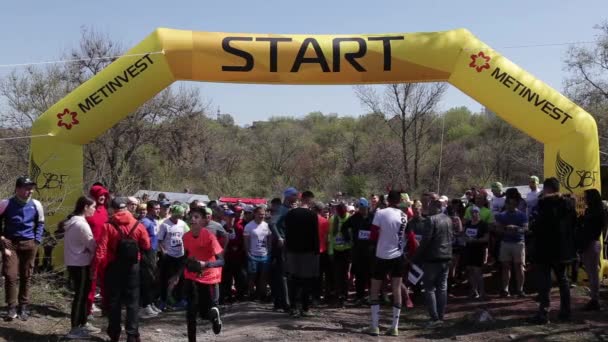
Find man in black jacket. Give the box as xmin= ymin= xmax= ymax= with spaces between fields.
xmin=342 ymin=198 xmax=375 ymax=305
xmin=412 ymin=198 xmax=453 ymax=328
xmin=529 ymin=177 xmax=577 ymax=324
xmin=284 ymin=206 xmax=319 ymax=317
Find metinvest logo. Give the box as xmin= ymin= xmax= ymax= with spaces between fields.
xmin=57 ymin=108 xmax=79 ymax=130
xmin=469 ymin=51 xmax=491 ymax=72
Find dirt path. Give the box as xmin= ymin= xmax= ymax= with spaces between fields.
xmin=2 ymin=288 xmax=608 ymax=342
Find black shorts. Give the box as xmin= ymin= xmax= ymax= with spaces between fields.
xmin=372 ymin=256 xmax=404 ymax=280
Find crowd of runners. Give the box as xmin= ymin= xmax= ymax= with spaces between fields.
xmin=0 ymin=175 xmax=607 ymax=341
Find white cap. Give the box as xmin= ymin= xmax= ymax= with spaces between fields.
xmin=347 ymin=205 xmax=355 ymax=212
xmin=439 ymin=195 xmax=449 ymax=203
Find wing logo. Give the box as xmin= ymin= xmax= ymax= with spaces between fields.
xmin=555 ymin=152 xmax=597 ymax=193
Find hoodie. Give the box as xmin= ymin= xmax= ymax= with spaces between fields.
xmin=63 ymin=215 xmax=96 ymax=266
xmin=87 ymin=185 xmax=109 ymax=243
xmin=95 ymin=210 xmax=150 ymax=265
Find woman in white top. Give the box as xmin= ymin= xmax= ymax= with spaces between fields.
xmin=61 ymin=196 xmax=100 ymax=339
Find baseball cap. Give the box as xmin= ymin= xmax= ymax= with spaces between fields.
xmin=234 ymin=205 xmax=243 ymax=213
xmin=224 ymin=209 xmax=235 ymax=216
xmin=244 ymin=205 xmax=255 ymax=213
xmin=491 ymin=182 xmax=503 ymax=191
xmin=358 ymin=198 xmax=369 ymax=208
xmin=283 ymin=187 xmax=299 ymax=198
xmin=439 ymin=195 xmax=449 ymax=203
xmin=170 ymin=204 xmax=186 ymax=216
xmin=15 ymin=176 xmax=36 ymax=188
xmin=111 ymin=197 xmax=128 ymax=210
xmin=160 ymin=199 xmax=171 ymax=208
xmin=471 ymin=206 xmax=481 ymax=213
xmin=347 ymin=205 xmax=355 ymax=212
xmin=530 ymin=176 xmax=540 ymax=184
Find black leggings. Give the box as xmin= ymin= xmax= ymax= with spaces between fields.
xmin=68 ymin=266 xmax=91 ymax=328
xmin=289 ymin=277 xmax=315 ymax=312
xmin=185 ymin=280 xmax=219 ymax=342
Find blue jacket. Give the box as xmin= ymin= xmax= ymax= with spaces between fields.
xmin=140 ymin=216 xmax=158 ymax=251
xmin=0 ymin=197 xmax=45 ymax=243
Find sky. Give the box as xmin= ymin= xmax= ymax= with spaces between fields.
xmin=1 ymin=1 xmax=607 ymax=125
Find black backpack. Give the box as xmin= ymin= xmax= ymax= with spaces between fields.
xmin=113 ymin=221 xmax=141 ymax=265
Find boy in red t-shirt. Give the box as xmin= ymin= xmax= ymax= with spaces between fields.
xmin=170 ymin=207 xmax=224 ymax=339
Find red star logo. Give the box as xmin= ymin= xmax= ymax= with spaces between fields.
xmin=469 ymin=51 xmax=491 ymax=72
xmin=57 ymin=108 xmax=79 ymax=130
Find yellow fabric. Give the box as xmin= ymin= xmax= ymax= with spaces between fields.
xmin=30 ymin=28 xmax=600 ymax=267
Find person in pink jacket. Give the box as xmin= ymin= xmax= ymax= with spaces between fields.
xmin=86 ymin=184 xmax=109 ymax=316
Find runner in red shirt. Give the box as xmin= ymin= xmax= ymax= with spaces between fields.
xmin=171 ymin=207 xmax=224 ymax=340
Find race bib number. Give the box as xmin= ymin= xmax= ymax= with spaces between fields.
xmin=170 ymin=238 xmax=182 ymax=247
xmin=335 ymin=236 xmax=345 ymax=245
xmin=257 ymin=239 xmax=267 ymax=249
xmin=465 ymin=228 xmax=478 ymax=238
xmin=415 ymin=234 xmax=422 ymax=242
xmin=358 ymin=230 xmax=371 ymax=240
xmin=229 ymin=232 xmax=236 ymax=240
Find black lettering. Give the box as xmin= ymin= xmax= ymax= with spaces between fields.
xmin=503 ymin=75 xmax=515 ymax=88
xmin=116 ymin=72 xmax=129 ymax=83
xmin=332 ymin=38 xmax=367 ymax=72
xmin=108 ymin=79 xmax=122 ymax=92
xmin=552 ymin=106 xmax=564 ymax=121
xmin=90 ymin=92 xmax=102 ymax=105
xmin=491 ymin=67 xmax=508 ymax=82
xmin=256 ymin=37 xmax=292 ymax=72
xmin=541 ymin=101 xmax=555 ymax=115
xmin=533 ymin=95 xmax=546 ymax=107
xmin=78 ymin=98 xmax=96 ymax=113
xmin=143 ymin=53 xmax=154 ymax=64
xmin=368 ymin=36 xmax=404 ymax=71
xmin=291 ymin=38 xmax=330 ymax=73
xmin=522 ymin=88 xmax=535 ymax=102
xmin=561 ymin=112 xmax=573 ymax=124
xmin=222 ymin=37 xmax=254 ymax=72
xmin=97 ymin=86 xmax=109 ymax=98
xmin=518 ymin=84 xmax=527 ymax=96
xmin=126 ymin=65 xmax=139 ymax=78
xmin=134 ymin=58 xmax=148 ymax=73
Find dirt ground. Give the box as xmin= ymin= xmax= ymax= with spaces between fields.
xmin=2 ymin=273 xmax=608 ymax=342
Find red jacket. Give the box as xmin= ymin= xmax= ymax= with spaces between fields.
xmin=87 ymin=185 xmax=109 ymax=243
xmin=95 ymin=210 xmax=150 ymax=265
xmin=317 ymin=215 xmax=329 ymax=253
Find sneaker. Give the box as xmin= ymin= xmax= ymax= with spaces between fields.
xmin=500 ymin=291 xmax=511 ymax=298
xmin=516 ymin=291 xmax=527 ymax=299
xmin=424 ymin=320 xmax=444 ymax=329
xmin=139 ymin=305 xmax=158 ymax=318
xmin=209 ymin=307 xmax=222 ymax=335
xmin=156 ymin=301 xmax=167 ymax=312
xmin=17 ymin=305 xmax=29 ymax=321
xmin=151 ymin=303 xmax=163 ymax=314
xmin=365 ymin=326 xmax=380 ymax=336
xmin=4 ymin=306 xmax=17 ymax=321
xmin=91 ymin=303 xmax=101 ymax=313
xmin=66 ymin=327 xmax=91 ymax=339
xmin=81 ymin=322 xmax=101 ymax=334
xmin=289 ymin=309 xmax=301 ymax=318
xmin=385 ymin=327 xmax=399 ymax=336
xmin=469 ymin=292 xmax=480 ymax=299
xmin=583 ymin=300 xmax=601 ymax=311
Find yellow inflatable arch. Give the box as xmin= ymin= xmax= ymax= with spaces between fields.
xmin=30 ymin=28 xmax=599 ymax=253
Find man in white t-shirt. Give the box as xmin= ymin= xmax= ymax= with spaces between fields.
xmin=157 ymin=204 xmax=190 ymax=310
xmin=490 ymin=182 xmax=506 ymax=216
xmin=243 ymin=206 xmax=272 ymax=300
xmin=526 ymin=176 xmax=541 ymax=218
xmin=366 ymin=190 xmax=407 ymax=337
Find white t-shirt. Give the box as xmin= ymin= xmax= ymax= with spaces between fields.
xmin=372 ymin=207 xmax=407 ymax=260
xmin=158 ymin=218 xmax=189 ymax=258
xmin=491 ymin=196 xmax=505 ymax=216
xmin=244 ymin=220 xmax=272 ymax=257
xmin=526 ymin=189 xmax=540 ymax=216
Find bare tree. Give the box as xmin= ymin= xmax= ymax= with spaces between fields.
xmin=355 ymin=83 xmax=446 ymax=190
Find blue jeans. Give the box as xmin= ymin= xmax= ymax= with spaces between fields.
xmin=422 ymin=262 xmax=449 ymax=321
